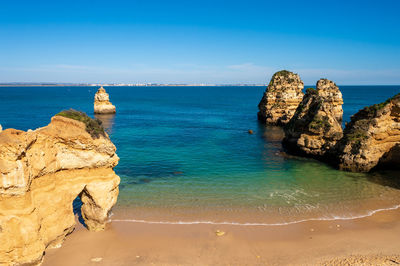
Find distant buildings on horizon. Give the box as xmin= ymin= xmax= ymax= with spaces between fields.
xmin=0 ymin=82 xmax=267 ymax=87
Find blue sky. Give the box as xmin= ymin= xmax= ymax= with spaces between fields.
xmin=1 ymin=0 xmax=399 ymax=84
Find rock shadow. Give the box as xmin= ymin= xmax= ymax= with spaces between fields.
xmin=366 ymin=170 xmax=400 ymax=190
xmin=373 ymin=144 xmax=400 ymax=171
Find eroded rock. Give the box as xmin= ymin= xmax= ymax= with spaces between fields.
xmin=0 ymin=112 xmax=120 ymax=265
xmin=258 ymin=70 xmax=304 ymax=125
xmin=283 ymin=79 xmax=344 ymax=157
xmin=334 ymin=93 xmax=400 ymax=172
xmin=94 ymin=87 xmax=116 ymax=114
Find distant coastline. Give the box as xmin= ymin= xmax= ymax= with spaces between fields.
xmin=0 ymin=83 xmax=398 ymax=87
xmin=0 ymin=83 xmax=267 ymax=87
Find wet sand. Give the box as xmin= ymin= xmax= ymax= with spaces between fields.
xmin=42 ymin=208 xmax=400 ymax=265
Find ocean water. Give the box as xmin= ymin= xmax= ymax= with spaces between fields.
xmin=1 ymin=85 xmax=400 ymax=224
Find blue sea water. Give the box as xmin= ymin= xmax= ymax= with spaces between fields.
xmin=1 ymin=85 xmax=399 ymax=224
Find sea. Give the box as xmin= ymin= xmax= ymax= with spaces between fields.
xmin=1 ymin=85 xmax=399 ymax=225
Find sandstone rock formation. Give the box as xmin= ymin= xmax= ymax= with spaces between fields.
xmin=94 ymin=86 xmax=116 ymax=114
xmin=282 ymin=79 xmax=344 ymax=157
xmin=0 ymin=111 xmax=120 ymax=265
xmin=0 ymin=124 xmax=2 ymax=133
xmin=334 ymin=93 xmax=400 ymax=172
xmin=258 ymin=70 xmax=304 ymax=125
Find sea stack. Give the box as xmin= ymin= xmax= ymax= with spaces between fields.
xmin=94 ymin=86 xmax=116 ymax=114
xmin=0 ymin=110 xmax=120 ymax=265
xmin=334 ymin=93 xmax=400 ymax=172
xmin=283 ymin=79 xmax=344 ymax=157
xmin=258 ymin=70 xmax=304 ymax=125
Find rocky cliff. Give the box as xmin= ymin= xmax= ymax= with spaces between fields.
xmin=334 ymin=93 xmax=400 ymax=172
xmin=258 ymin=70 xmax=304 ymax=125
xmin=283 ymin=79 xmax=344 ymax=157
xmin=0 ymin=111 xmax=120 ymax=265
xmin=94 ymin=87 xmax=116 ymax=114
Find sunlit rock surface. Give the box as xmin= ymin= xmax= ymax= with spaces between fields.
xmin=334 ymin=93 xmax=400 ymax=172
xmin=0 ymin=114 xmax=120 ymax=265
xmin=258 ymin=70 xmax=304 ymax=125
xmin=94 ymin=87 xmax=116 ymax=114
xmin=283 ymin=79 xmax=344 ymax=157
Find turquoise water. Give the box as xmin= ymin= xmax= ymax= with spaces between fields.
xmin=1 ymin=85 xmax=400 ymax=224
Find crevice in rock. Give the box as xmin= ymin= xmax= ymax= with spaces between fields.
xmin=73 ymin=195 xmax=87 ymax=228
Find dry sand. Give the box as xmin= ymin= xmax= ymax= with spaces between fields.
xmin=43 ymin=208 xmax=400 ymax=266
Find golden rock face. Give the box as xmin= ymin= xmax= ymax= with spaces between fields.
xmin=258 ymin=70 xmax=304 ymax=125
xmin=336 ymin=93 xmax=400 ymax=172
xmin=283 ymin=79 xmax=344 ymax=157
xmin=94 ymin=86 xmax=116 ymax=114
xmin=0 ymin=115 xmax=120 ymax=265
xmin=281 ymin=79 xmax=400 ymax=172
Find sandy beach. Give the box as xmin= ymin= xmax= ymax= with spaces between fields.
xmin=42 ymin=208 xmax=400 ymax=266
xmin=1 ymin=0 xmax=400 ymax=265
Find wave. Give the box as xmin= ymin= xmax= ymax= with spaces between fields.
xmin=111 ymin=204 xmax=400 ymax=226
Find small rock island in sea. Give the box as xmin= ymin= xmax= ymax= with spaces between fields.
xmin=258 ymin=70 xmax=304 ymax=125
xmin=0 ymin=110 xmax=120 ymax=265
xmin=283 ymin=78 xmax=344 ymax=157
xmin=94 ymin=86 xmax=116 ymax=114
xmin=259 ymin=70 xmax=400 ymax=173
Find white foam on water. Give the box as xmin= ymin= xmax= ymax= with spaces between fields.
xmin=112 ymin=204 xmax=400 ymax=227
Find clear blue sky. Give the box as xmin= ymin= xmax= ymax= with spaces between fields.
xmin=1 ymin=0 xmax=399 ymax=84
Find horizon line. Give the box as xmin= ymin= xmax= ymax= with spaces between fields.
xmin=1 ymin=82 xmax=399 ymax=87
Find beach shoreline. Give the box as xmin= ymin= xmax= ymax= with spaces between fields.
xmin=43 ymin=207 xmax=400 ymax=265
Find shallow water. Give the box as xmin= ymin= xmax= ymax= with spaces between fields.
xmin=1 ymin=85 xmax=399 ymax=224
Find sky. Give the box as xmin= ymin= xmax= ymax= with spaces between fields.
xmin=0 ymin=0 xmax=399 ymax=85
